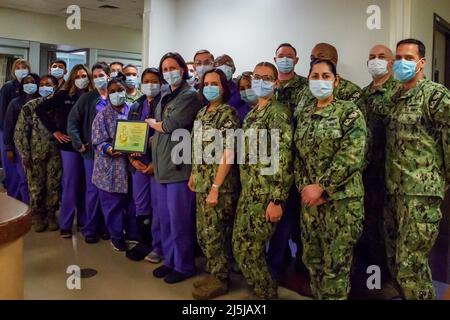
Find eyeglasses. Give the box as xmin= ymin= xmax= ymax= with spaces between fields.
xmin=253 ymin=74 xmax=276 ymax=82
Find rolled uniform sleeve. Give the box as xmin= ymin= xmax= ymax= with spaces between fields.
xmin=319 ymin=107 xmax=367 ymax=197
xmin=268 ymin=108 xmax=294 ymax=201
xmin=429 ymin=88 xmax=450 ymax=186
xmin=14 ymin=104 xmax=32 ymax=160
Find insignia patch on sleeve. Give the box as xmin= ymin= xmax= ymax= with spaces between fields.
xmin=343 ymin=111 xmax=360 ymax=127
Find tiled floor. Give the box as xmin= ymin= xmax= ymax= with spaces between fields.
xmin=23 ymin=230 xmax=308 ymax=300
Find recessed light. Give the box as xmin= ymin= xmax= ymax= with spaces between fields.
xmin=99 ymin=5 xmax=120 ymax=9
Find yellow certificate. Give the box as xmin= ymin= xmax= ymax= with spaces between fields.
xmin=113 ymin=120 xmax=150 ymax=154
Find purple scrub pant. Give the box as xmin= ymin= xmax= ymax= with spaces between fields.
xmin=82 ymin=159 xmax=104 ymax=238
xmin=0 ymin=130 xmax=29 ymax=203
xmin=59 ymin=151 xmax=86 ymax=231
xmin=154 ymin=180 xmax=195 ymax=276
xmin=132 ymin=171 xmax=162 ymax=253
xmin=98 ymin=189 xmax=127 ymax=241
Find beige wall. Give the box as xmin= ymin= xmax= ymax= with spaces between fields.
xmin=410 ymin=0 xmax=450 ymax=79
xmin=0 ymin=7 xmax=142 ymax=53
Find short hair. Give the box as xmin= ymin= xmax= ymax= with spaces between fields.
xmin=110 ymin=61 xmax=124 ymax=68
xmin=254 ymin=62 xmax=278 ymax=80
xmin=397 ymin=38 xmax=426 ymax=58
xmin=51 ymin=59 xmax=67 ymax=69
xmin=141 ymin=67 xmax=161 ymax=83
xmin=194 ymin=49 xmax=214 ymax=62
xmin=159 ymin=52 xmax=189 ymax=81
xmin=276 ymin=43 xmax=297 ymax=56
xmin=237 ymin=72 xmax=253 ymax=88
xmin=199 ymin=69 xmax=231 ymax=103
xmin=123 ymin=64 xmax=138 ymax=72
xmin=19 ymin=73 xmax=40 ymax=94
xmin=308 ymin=59 xmax=338 ymax=77
xmin=107 ymin=72 xmax=126 ymax=90
xmin=11 ymin=59 xmax=31 ymax=78
xmin=40 ymin=74 xmax=59 ymax=87
xmin=91 ymin=61 xmax=110 ymax=75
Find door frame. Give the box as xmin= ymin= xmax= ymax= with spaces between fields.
xmin=433 ymin=14 xmax=450 ymax=88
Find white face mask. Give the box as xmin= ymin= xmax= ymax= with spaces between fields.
xmin=75 ymin=77 xmax=89 ymax=90
xmin=368 ymin=58 xmax=389 ymax=79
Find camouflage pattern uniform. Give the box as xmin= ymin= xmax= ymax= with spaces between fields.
xmin=14 ymin=97 xmax=62 ymax=222
xmin=232 ymin=99 xmax=293 ymax=299
xmin=191 ymin=103 xmax=241 ymax=281
xmin=356 ymin=76 xmax=402 ymax=267
xmin=384 ymin=79 xmax=450 ymax=300
xmin=275 ymin=74 xmax=309 ymax=113
xmin=294 ymin=100 xmax=367 ymax=300
xmin=295 ymin=78 xmax=362 ymax=122
xmin=126 ymin=89 xmax=143 ymax=104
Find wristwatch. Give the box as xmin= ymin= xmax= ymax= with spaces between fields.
xmin=212 ymin=184 xmax=221 ymax=189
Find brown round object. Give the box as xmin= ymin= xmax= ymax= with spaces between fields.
xmin=0 ymin=194 xmax=31 ymax=246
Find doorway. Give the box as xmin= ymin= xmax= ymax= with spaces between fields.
xmin=433 ymin=14 xmax=450 ymax=89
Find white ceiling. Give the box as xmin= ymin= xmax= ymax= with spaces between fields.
xmin=0 ymin=0 xmax=144 ymax=29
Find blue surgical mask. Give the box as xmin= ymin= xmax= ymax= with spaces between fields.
xmin=276 ymin=57 xmax=295 ymax=74
xmin=141 ymin=83 xmax=161 ymax=97
xmin=240 ymin=89 xmax=258 ymax=105
xmin=94 ymin=76 xmax=108 ymax=90
xmin=109 ymin=91 xmax=126 ymax=107
xmin=252 ymin=79 xmax=275 ymax=98
xmin=23 ymin=83 xmax=37 ymax=95
xmin=110 ymin=71 xmax=119 ymax=78
xmin=15 ymin=69 xmax=29 ymax=81
xmin=51 ymin=67 xmax=65 ymax=79
xmin=196 ymin=65 xmax=213 ymax=80
xmin=125 ymin=76 xmax=138 ymax=88
xmin=163 ymin=70 xmax=182 ymax=86
xmin=203 ymin=85 xmax=221 ymax=102
xmin=39 ymin=86 xmax=54 ymax=98
xmin=217 ymin=65 xmax=233 ymax=81
xmin=394 ymin=59 xmax=420 ymax=83
xmin=309 ymin=80 xmax=334 ymax=100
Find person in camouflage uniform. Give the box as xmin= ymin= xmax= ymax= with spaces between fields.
xmin=356 ymin=45 xmax=402 ymax=270
xmin=189 ymin=69 xmax=241 ymax=300
xmin=269 ymin=43 xmax=308 ymax=282
xmin=14 ymin=75 xmax=62 ymax=232
xmin=232 ymin=62 xmax=293 ymax=300
xmin=384 ymin=39 xmax=450 ymax=300
xmin=294 ymin=60 xmax=367 ymax=300
xmin=295 ymin=43 xmax=362 ymax=121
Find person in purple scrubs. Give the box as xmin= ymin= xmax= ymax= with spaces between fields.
xmin=3 ymin=72 xmax=41 ymax=204
xmin=146 ymin=52 xmax=202 ymax=284
xmin=36 ymin=64 xmax=93 ymax=238
xmin=67 ymin=62 xmax=111 ymax=244
xmin=0 ymin=59 xmax=31 ymax=191
xmin=128 ymin=67 xmax=163 ymax=263
xmin=213 ymin=55 xmax=251 ymax=122
xmin=92 ymin=73 xmax=132 ymax=252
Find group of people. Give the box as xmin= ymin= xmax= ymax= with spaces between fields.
xmin=0 ymin=38 xmax=449 ymax=301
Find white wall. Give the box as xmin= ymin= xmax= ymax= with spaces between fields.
xmin=171 ymin=0 xmax=391 ymax=87
xmin=0 ymin=7 xmax=142 ymax=54
xmin=146 ymin=0 xmax=178 ymax=67
xmin=410 ymin=0 xmax=450 ymax=79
